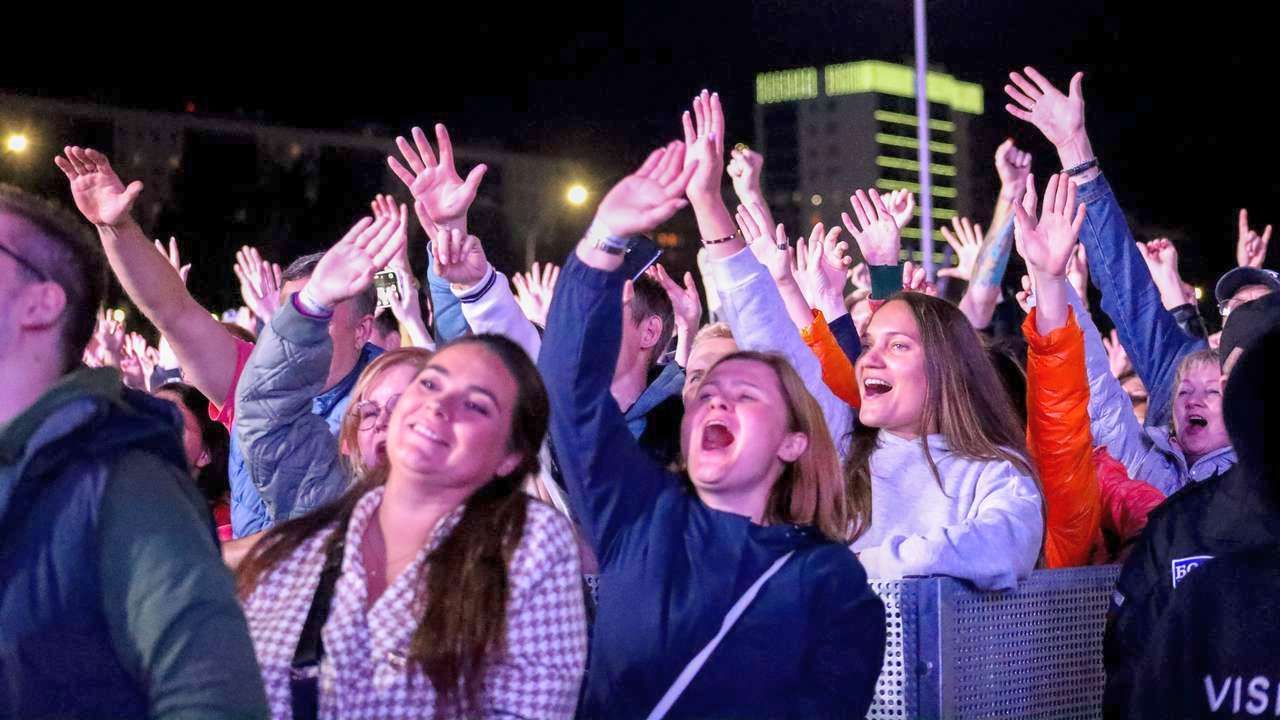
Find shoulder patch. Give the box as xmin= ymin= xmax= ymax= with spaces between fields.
xmin=1172 ymin=555 xmax=1214 ymax=588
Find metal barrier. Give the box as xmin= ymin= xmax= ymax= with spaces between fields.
xmin=867 ymin=565 xmax=1121 ymax=719
xmin=581 ymin=565 xmax=1120 ymax=719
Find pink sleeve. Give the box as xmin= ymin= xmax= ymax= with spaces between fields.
xmin=207 ymin=338 xmax=256 ymax=431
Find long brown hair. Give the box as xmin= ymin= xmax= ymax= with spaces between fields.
xmin=337 ymin=346 xmax=434 ymax=478
xmin=695 ymin=351 xmax=864 ymax=542
xmin=236 ymin=334 xmax=549 ymax=715
xmin=846 ymin=293 xmax=1039 ymax=502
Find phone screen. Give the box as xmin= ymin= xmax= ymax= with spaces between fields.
xmin=619 ymin=235 xmax=663 ymax=281
xmin=373 ymin=270 xmax=400 ymax=310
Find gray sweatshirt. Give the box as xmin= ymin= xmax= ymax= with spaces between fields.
xmin=851 ymin=431 xmax=1044 ymax=591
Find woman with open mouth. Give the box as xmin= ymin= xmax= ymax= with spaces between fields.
xmin=840 ymin=185 xmax=1046 ymax=592
xmin=541 ymin=137 xmax=886 ymax=719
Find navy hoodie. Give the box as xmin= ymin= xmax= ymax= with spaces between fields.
xmin=540 ymin=255 xmax=885 ymax=719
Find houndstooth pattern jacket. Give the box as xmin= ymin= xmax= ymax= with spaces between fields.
xmin=243 ymin=486 xmax=588 ymax=719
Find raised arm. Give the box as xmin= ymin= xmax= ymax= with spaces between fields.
xmin=1014 ymin=172 xmax=1102 ymax=568
xmin=55 ymin=147 xmax=241 ymax=407
xmin=387 ymin=124 xmax=484 ymax=344
xmin=1004 ymin=67 xmax=1205 ymax=426
xmin=236 ymin=214 xmax=404 ymax=523
xmin=540 ymin=143 xmax=695 ymax=559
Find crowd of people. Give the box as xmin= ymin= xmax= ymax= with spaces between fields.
xmin=1 ymin=65 xmax=1277 ymax=719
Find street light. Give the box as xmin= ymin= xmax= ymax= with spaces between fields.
xmin=5 ymin=133 xmax=29 ymax=154
xmin=566 ymin=184 xmax=588 ymax=207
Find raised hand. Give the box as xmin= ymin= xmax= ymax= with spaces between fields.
xmin=681 ymin=90 xmax=726 ymax=203
xmin=1237 ymin=208 xmax=1272 ymax=269
xmin=995 ymin=139 xmax=1033 ymax=192
xmin=124 ymin=332 xmax=158 ymax=390
xmin=849 ymin=262 xmax=871 ymax=292
xmin=734 ymin=202 xmax=794 ymax=284
xmin=118 ymin=334 xmax=146 ymax=390
xmin=234 ymin=245 xmax=283 ymax=324
xmin=387 ymin=124 xmax=487 ymax=233
xmin=592 ymin=141 xmax=696 ymax=237
xmin=842 ymin=188 xmax=903 ymax=266
xmin=53 ymin=147 xmax=143 ymax=228
xmin=794 ymin=223 xmax=850 ymax=307
xmin=1013 ymin=173 xmax=1088 ymax=279
xmin=1136 ymin=237 xmax=1192 ymax=310
xmin=727 ymin=145 xmax=764 ymax=200
xmin=153 ymin=237 xmax=191 ymax=284
xmin=885 ymin=189 xmax=916 ymax=230
xmin=1004 ymin=67 xmax=1086 ymax=149
xmin=646 ymin=263 xmax=702 ymax=332
xmin=1066 ymin=242 xmax=1090 ymax=305
xmin=305 ymin=212 xmax=405 ymax=309
xmin=1102 ymin=328 xmax=1134 ymax=380
xmin=938 ymin=217 xmax=984 ymax=280
xmin=93 ymin=309 xmax=126 ymax=367
xmin=431 ymin=228 xmax=490 ymax=288
xmin=1015 ymin=274 xmax=1036 ymax=315
xmin=1136 ymin=237 xmax=1180 ymax=284
xmin=902 ymin=261 xmax=939 ymax=297
xmin=512 ymin=262 xmax=561 ymax=327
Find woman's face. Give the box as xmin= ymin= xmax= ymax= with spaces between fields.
xmin=855 ymin=300 xmax=929 ymax=438
xmin=387 ymin=344 xmax=522 ymax=489
xmin=1172 ymin=361 xmax=1230 ymax=460
xmin=156 ymin=390 xmax=207 ymax=475
xmin=351 ymin=363 xmax=423 ymax=471
xmin=682 ymin=336 xmax=738 ymax=406
xmin=681 ymin=358 xmax=806 ymax=505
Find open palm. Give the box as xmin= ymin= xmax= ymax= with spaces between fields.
xmin=1014 ymin=173 xmax=1087 ymax=278
xmin=54 ymin=147 xmax=142 ymax=227
xmin=388 ymin=124 xmax=486 ymax=228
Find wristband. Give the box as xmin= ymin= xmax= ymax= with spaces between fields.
xmin=702 ymin=229 xmax=742 ymax=246
xmin=296 ymin=285 xmax=335 ymax=319
xmin=1064 ymin=158 xmax=1099 ymax=176
xmin=869 ymin=263 xmax=903 ymax=300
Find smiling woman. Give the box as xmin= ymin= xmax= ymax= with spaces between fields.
xmin=236 ymin=335 xmax=587 ymax=718
xmin=847 ymin=292 xmax=1045 ymax=592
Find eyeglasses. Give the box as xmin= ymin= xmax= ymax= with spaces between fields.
xmin=0 ymin=242 xmax=50 ymax=282
xmin=354 ymin=393 xmax=401 ymax=430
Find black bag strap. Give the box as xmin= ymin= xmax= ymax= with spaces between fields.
xmin=289 ymin=528 xmax=347 ymax=720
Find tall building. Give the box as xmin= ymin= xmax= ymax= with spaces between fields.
xmin=752 ymin=60 xmax=983 ymax=264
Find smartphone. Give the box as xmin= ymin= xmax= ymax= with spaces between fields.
xmin=619 ymin=235 xmax=663 ymax=281
xmin=374 ymin=270 xmax=400 ymax=309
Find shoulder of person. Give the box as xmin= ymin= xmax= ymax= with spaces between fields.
xmin=510 ymin=499 xmax=581 ymax=573
xmin=1146 ymin=473 xmax=1220 ymax=525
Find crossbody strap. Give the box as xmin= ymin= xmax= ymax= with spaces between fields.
xmin=644 ymin=550 xmax=796 ymax=720
xmin=289 ymin=530 xmax=347 ymax=720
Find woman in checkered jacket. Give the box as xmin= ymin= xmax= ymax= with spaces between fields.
xmin=234 ymin=334 xmax=589 ymax=719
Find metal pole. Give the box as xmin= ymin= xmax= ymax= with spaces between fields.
xmin=913 ymin=0 xmax=933 ymax=279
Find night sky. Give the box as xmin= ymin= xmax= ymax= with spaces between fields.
xmin=5 ymin=1 xmax=1278 ymax=301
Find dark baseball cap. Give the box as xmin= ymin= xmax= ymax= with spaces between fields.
xmin=1214 ymin=266 xmax=1280 ymax=305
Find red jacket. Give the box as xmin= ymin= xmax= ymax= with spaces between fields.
xmin=1024 ymin=309 xmax=1103 ymax=568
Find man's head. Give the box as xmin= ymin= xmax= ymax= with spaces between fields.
xmin=0 ymin=184 xmax=105 ymax=375
xmin=370 ymin=309 xmax=402 ymax=351
xmin=682 ymin=322 xmax=738 ymax=406
xmin=1219 ymin=291 xmax=1280 ymax=381
xmin=616 ymin=274 xmax=674 ymax=382
xmin=1214 ymin=267 xmax=1280 ymax=320
xmin=281 ymin=252 xmax=377 ymax=388
xmin=1224 ymin=326 xmax=1280 ymax=485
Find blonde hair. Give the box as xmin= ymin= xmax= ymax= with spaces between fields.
xmin=338 ymin=347 xmax=434 ymax=477
xmin=703 ymin=351 xmax=858 ymax=542
xmin=692 ymin=322 xmax=734 ymax=347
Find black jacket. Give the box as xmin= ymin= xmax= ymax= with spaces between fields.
xmin=1127 ymin=546 xmax=1280 ymax=718
xmin=1104 ymin=464 xmax=1280 ymax=717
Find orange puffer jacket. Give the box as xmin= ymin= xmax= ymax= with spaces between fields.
xmin=1024 ymin=308 xmax=1104 ymax=568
